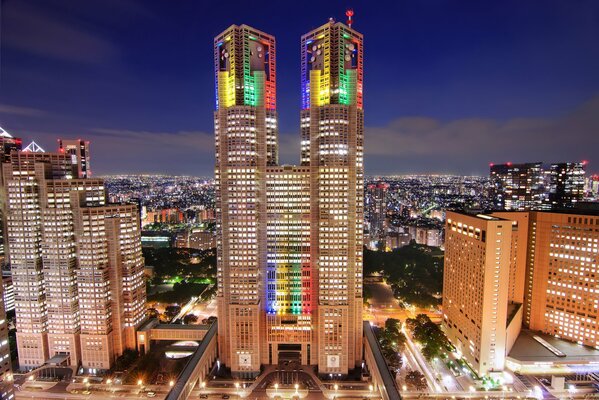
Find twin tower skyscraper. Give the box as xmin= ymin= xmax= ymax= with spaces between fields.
xmin=214 ymin=19 xmax=364 ymax=377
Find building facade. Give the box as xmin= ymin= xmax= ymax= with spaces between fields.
xmin=366 ymin=182 xmax=389 ymax=248
xmin=490 ymin=161 xmax=586 ymax=211
xmin=443 ymin=212 xmax=512 ymax=375
xmin=524 ymin=211 xmax=599 ymax=348
xmin=490 ymin=162 xmax=548 ymax=211
xmin=215 ymin=20 xmax=363 ymax=377
xmin=1 ymin=140 xmax=145 ymax=372
xmin=443 ymin=209 xmax=599 ymax=376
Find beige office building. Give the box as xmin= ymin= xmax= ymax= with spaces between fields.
xmin=215 ymin=20 xmax=363 ymax=378
xmin=1 ymin=142 xmax=145 ymax=372
xmin=443 ymin=212 xmax=512 ymax=375
xmin=443 ymin=210 xmax=599 ymax=376
xmin=524 ymin=212 xmax=599 ymax=348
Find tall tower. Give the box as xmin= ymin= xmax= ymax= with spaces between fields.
xmin=215 ymin=19 xmax=364 ymax=377
xmin=301 ymin=20 xmax=364 ymax=374
xmin=214 ymin=25 xmax=277 ymax=377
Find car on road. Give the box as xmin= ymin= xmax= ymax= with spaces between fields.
xmin=146 ymin=391 xmax=156 ymax=397
xmin=222 ymin=395 xmax=230 ymax=399
xmin=200 ymin=395 xmax=208 ymax=399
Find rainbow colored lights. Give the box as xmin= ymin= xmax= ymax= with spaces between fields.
xmin=301 ymin=22 xmax=362 ymax=110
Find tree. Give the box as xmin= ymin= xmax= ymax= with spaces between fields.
xmin=183 ymin=314 xmax=198 ymax=324
xmin=164 ymin=305 xmax=181 ymax=319
xmin=385 ymin=318 xmax=401 ymax=333
xmin=405 ymin=370 xmax=427 ymax=390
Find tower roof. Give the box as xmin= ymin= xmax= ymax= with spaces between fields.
xmin=23 ymin=141 xmax=45 ymax=153
xmin=0 ymin=126 xmax=13 ymax=138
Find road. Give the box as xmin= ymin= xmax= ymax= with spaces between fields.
xmin=364 ymin=282 xmax=442 ymax=326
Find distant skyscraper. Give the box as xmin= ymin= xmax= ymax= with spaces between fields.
xmin=490 ymin=161 xmax=587 ymax=211
xmin=548 ymin=162 xmax=585 ymax=209
xmin=1 ymin=141 xmax=145 ymax=372
xmin=490 ymin=162 xmax=548 ymax=211
xmin=215 ymin=19 xmax=363 ymax=377
xmin=366 ymin=182 xmax=389 ymax=246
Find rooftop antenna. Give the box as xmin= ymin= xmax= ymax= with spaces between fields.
xmin=346 ymin=9 xmax=354 ymax=28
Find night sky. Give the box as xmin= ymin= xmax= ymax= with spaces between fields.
xmin=1 ymin=0 xmax=598 ymax=176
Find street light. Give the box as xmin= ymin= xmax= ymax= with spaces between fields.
xmin=169 ymin=380 xmax=175 ymax=387
xmin=138 ymin=379 xmax=143 ymax=386
xmin=295 ymin=383 xmax=299 ymax=394
xmin=274 ymin=383 xmax=279 ymax=393
xmin=334 ymin=383 xmax=339 ymax=399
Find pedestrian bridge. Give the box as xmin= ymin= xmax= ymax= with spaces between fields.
xmin=136 ymin=319 xmax=210 ymax=354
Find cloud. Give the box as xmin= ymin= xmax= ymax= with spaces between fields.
xmin=364 ymin=95 xmax=599 ymax=174
xmin=2 ymin=2 xmax=118 ymax=64
xmin=0 ymin=103 xmax=47 ymax=117
xmin=87 ymin=128 xmax=214 ymax=175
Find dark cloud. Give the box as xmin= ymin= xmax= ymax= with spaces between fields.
xmin=362 ymin=95 xmax=599 ymax=175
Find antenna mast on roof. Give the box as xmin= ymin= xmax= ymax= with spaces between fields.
xmin=346 ymin=9 xmax=354 ymax=28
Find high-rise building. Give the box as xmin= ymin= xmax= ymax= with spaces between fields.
xmin=301 ymin=20 xmax=364 ymax=375
xmin=443 ymin=209 xmax=599 ymax=376
xmin=490 ymin=162 xmax=548 ymax=211
xmin=1 ymin=141 xmax=145 ymax=372
xmin=215 ymin=19 xmax=363 ymax=378
xmin=548 ymin=162 xmax=585 ymax=209
xmin=366 ymin=182 xmax=389 ymax=247
xmin=523 ymin=211 xmax=599 ymax=348
xmin=443 ymin=212 xmax=512 ymax=375
xmin=490 ymin=161 xmax=587 ymax=211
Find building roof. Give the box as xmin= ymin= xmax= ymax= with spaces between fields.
xmin=508 ymin=329 xmax=599 ymax=364
xmin=0 ymin=126 xmax=13 ymax=138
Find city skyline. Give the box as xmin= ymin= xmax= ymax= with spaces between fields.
xmin=1 ymin=0 xmax=598 ymax=176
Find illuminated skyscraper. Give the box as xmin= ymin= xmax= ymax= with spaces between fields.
xmin=443 ymin=209 xmax=599 ymax=376
xmin=366 ymin=182 xmax=389 ymax=247
xmin=301 ymin=20 xmax=364 ymax=374
xmin=1 ymin=142 xmax=145 ymax=372
xmin=490 ymin=162 xmax=548 ymax=211
xmin=490 ymin=161 xmax=587 ymax=211
xmin=215 ymin=19 xmax=363 ymax=377
xmin=214 ymin=24 xmax=276 ymax=377
xmin=443 ymin=212 xmax=513 ymax=375
xmin=548 ymin=162 xmax=585 ymax=209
